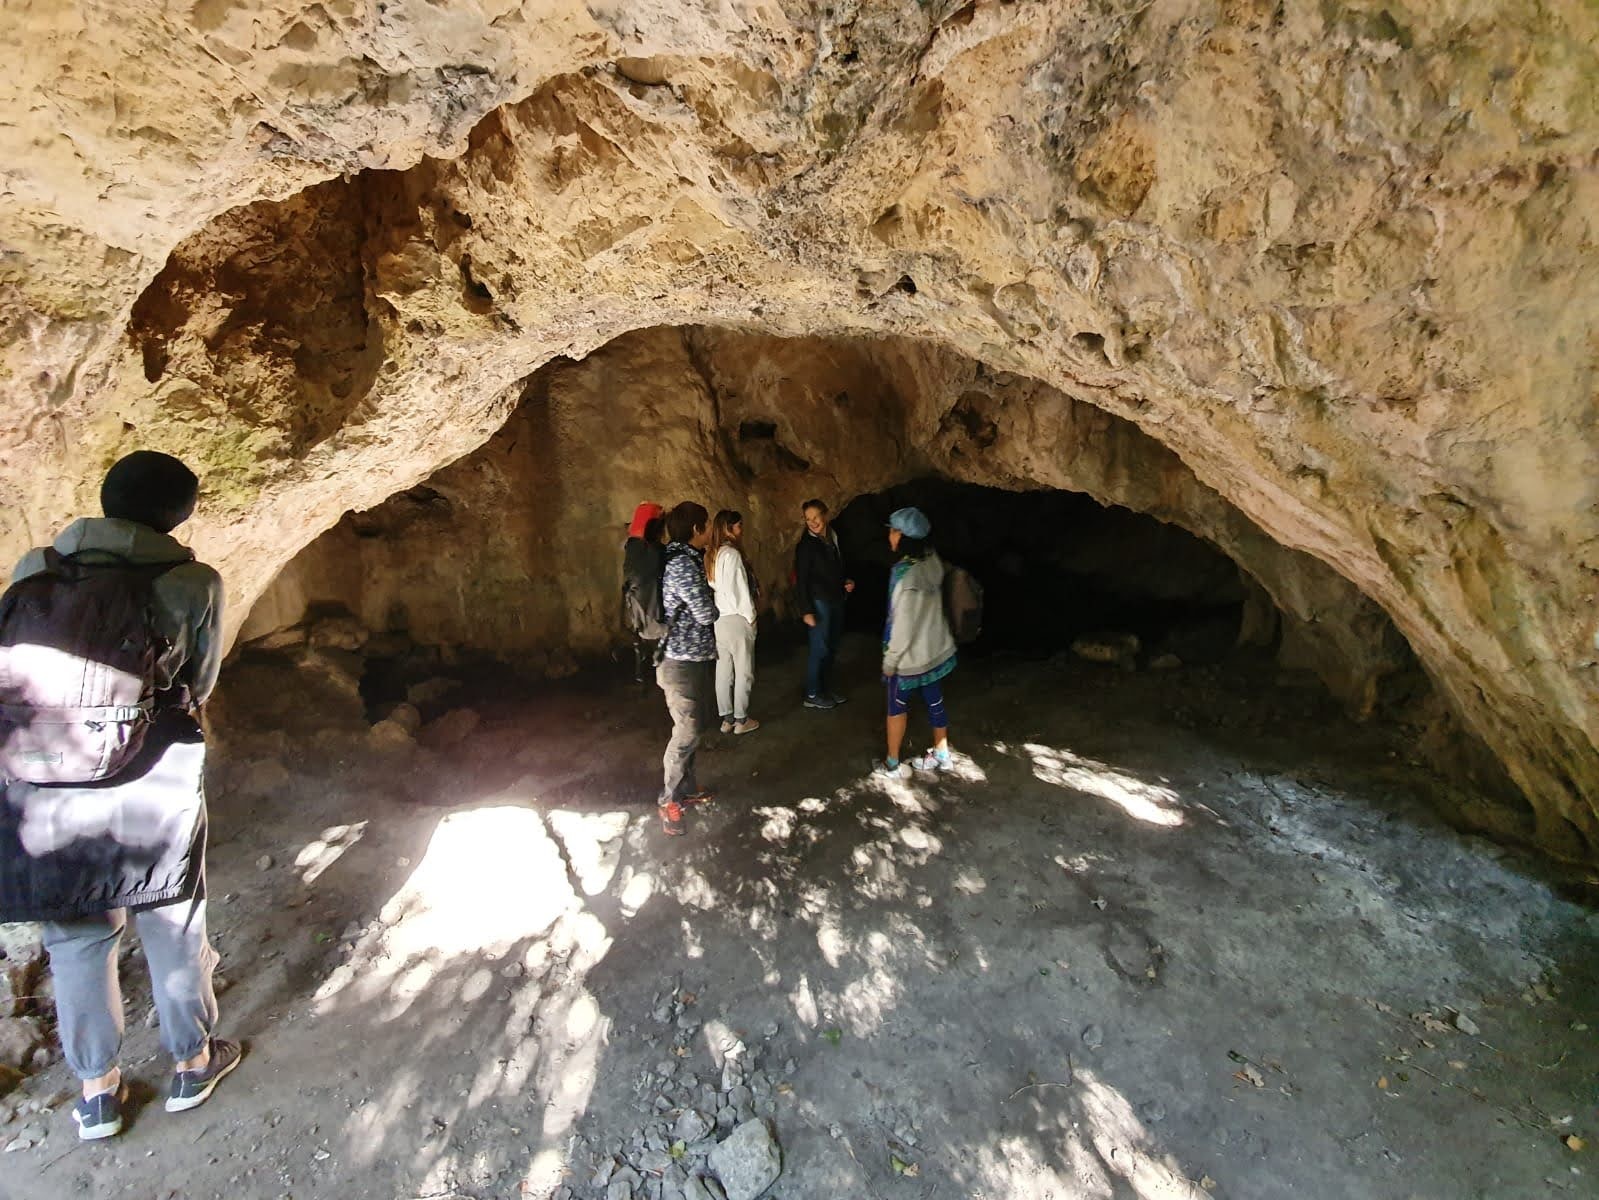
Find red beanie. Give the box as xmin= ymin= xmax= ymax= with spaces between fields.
xmin=628 ymin=502 xmax=665 ymax=538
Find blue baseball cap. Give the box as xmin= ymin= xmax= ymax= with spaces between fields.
xmin=887 ymin=506 xmax=931 ymax=538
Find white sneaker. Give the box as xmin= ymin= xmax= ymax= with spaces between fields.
xmin=874 ymin=758 xmax=910 ymax=779
xmin=909 ymin=747 xmax=954 ymax=771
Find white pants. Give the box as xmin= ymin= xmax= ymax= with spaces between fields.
xmin=714 ymin=615 xmax=756 ymax=721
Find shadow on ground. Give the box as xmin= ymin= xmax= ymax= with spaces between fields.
xmin=3 ymin=641 xmax=1596 ymax=1200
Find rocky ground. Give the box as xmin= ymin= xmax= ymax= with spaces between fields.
xmin=1 ymin=635 xmax=1596 ymax=1200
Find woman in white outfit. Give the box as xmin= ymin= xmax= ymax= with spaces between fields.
xmin=706 ymin=510 xmax=761 ymax=734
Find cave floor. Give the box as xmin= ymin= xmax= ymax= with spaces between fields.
xmin=2 ymin=640 xmax=1597 ymax=1200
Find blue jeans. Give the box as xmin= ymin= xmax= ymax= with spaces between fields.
xmin=805 ymin=598 xmax=843 ymax=698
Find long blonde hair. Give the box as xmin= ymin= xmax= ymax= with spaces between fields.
xmin=705 ymin=509 xmax=744 ymax=583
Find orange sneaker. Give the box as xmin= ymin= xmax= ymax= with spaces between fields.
xmin=659 ymin=800 xmax=686 ymax=836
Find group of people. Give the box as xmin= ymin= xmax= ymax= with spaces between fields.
xmin=624 ymin=497 xmax=959 ymax=836
xmin=0 ymin=452 xmax=965 ymax=1145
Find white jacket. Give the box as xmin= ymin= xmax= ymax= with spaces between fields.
xmin=710 ymin=546 xmax=757 ymax=624
xmin=883 ymin=552 xmax=956 ymax=679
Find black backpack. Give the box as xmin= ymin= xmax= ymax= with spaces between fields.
xmin=621 ymin=540 xmax=668 ymax=641
xmin=0 ymin=550 xmax=186 ymax=784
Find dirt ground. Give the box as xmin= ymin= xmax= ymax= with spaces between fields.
xmin=1 ymin=636 xmax=1596 ymax=1200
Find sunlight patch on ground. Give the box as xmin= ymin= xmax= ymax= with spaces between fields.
xmin=375 ymin=803 xmax=578 ymax=956
xmin=817 ymin=916 xmax=850 ymax=966
xmin=790 ymin=974 xmax=820 ymax=1026
xmin=939 ymin=749 xmax=988 ymax=783
xmin=1055 ymin=852 xmax=1112 ymax=874
xmin=295 ymin=821 xmax=366 ymax=884
xmin=617 ymin=865 xmax=655 ymax=917
xmin=681 ymin=917 xmax=704 ymax=958
xmin=1075 ymin=1067 xmax=1209 ymax=1198
xmin=756 ymin=805 xmax=798 ymax=843
xmin=547 ymin=809 xmax=631 ymax=895
xmin=1024 ymin=744 xmax=1186 ymax=827
xmin=670 ymin=867 xmax=720 ymax=910
xmin=969 ymin=1134 xmax=1114 ymax=1198
xmin=311 ymin=791 xmax=600 ymax=1018
xmin=898 ymin=823 xmax=942 ymax=854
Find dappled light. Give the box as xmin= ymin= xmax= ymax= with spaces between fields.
xmin=294 ymin=821 xmax=366 ymax=884
xmin=1021 ymin=743 xmax=1188 ymax=827
xmin=8 ymin=638 xmax=1593 ymax=1200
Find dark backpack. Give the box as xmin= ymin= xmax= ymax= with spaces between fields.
xmin=621 ymin=540 xmax=668 ymax=641
xmin=0 ymin=550 xmax=186 ymax=785
xmin=942 ymin=564 xmax=984 ymax=645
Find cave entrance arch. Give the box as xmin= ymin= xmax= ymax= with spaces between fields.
xmin=234 ymin=325 xmax=1431 ymax=736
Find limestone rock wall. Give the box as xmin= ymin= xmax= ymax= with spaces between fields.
xmin=2 ymin=1 xmax=1597 ymax=856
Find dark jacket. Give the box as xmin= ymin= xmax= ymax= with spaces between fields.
xmin=621 ymin=536 xmax=667 ymax=640
xmin=660 ymin=541 xmax=717 ymax=662
xmin=0 ymin=518 xmax=222 ymax=922
xmin=794 ymin=528 xmax=846 ymax=615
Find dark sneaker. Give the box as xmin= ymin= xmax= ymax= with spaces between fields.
xmin=680 ymin=788 xmax=715 ymax=807
xmin=165 ymin=1038 xmax=243 ymax=1114
xmin=803 ymin=694 xmax=837 ymax=710
xmin=659 ymin=800 xmax=686 ymax=836
xmin=827 ymin=692 xmax=850 ymax=706
xmin=74 ymin=1083 xmax=127 ymax=1141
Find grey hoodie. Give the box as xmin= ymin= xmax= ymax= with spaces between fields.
xmin=883 ymin=551 xmax=958 ymax=679
xmin=12 ymin=517 xmax=225 ymax=705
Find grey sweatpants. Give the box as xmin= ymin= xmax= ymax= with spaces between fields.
xmin=42 ymin=896 xmax=219 ymax=1080
xmin=657 ymin=657 xmax=713 ymax=805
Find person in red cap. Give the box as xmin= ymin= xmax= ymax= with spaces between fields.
xmin=621 ymin=502 xmax=669 ymax=682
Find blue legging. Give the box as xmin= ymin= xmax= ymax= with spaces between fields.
xmin=887 ymin=677 xmax=948 ymax=726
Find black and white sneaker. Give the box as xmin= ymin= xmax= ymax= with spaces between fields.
xmin=73 ymin=1083 xmax=127 ymax=1141
xmin=165 ymin=1038 xmax=243 ymax=1114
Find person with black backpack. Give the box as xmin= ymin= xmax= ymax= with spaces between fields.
xmin=621 ymin=502 xmax=669 ymax=682
xmin=0 ymin=452 xmax=241 ymax=1141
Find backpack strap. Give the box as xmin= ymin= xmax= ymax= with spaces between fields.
xmin=0 ymin=702 xmax=154 ymax=725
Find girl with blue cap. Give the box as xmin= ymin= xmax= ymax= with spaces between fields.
xmin=876 ymin=506 xmax=957 ymax=777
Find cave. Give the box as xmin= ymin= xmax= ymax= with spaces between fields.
xmin=832 ymin=479 xmax=1253 ymax=664
xmin=3 ymin=4 xmax=1598 ymax=1197
xmin=227 ymin=324 xmax=1422 ymax=725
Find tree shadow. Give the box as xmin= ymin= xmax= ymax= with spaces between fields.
xmin=8 ymin=644 xmax=1596 ymax=1200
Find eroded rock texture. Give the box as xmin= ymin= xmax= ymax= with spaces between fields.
xmin=1 ymin=2 xmax=1596 ymax=856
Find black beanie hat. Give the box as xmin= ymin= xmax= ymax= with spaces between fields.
xmin=100 ymin=451 xmax=200 ymax=533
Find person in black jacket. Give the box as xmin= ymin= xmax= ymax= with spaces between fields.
xmin=794 ymin=498 xmax=854 ymax=709
xmin=621 ymin=502 xmax=668 ymax=682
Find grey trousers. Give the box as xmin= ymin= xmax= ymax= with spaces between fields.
xmin=657 ymin=657 xmax=712 ymax=805
xmin=714 ymin=615 xmax=756 ymax=721
xmin=42 ymin=895 xmax=219 ymax=1080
